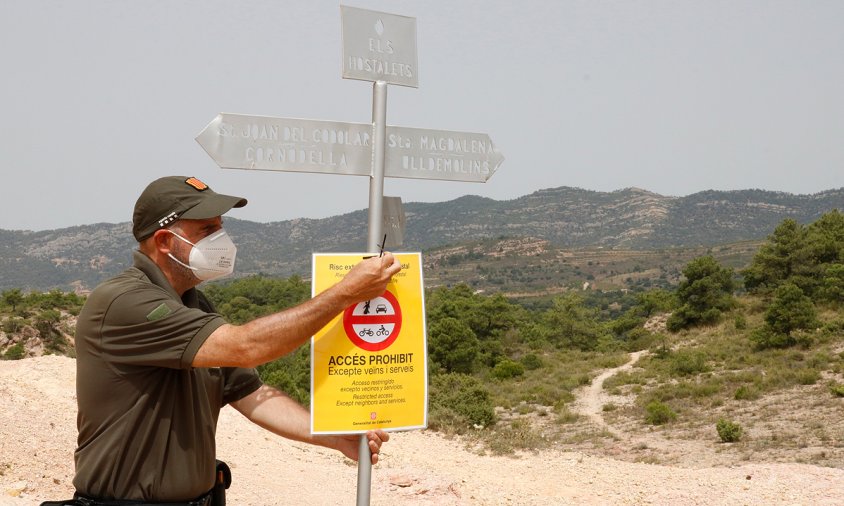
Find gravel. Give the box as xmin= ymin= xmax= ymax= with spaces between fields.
xmin=2 ymin=356 xmax=842 ymax=505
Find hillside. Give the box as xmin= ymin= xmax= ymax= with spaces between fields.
xmin=4 ymin=203 xmax=844 ymax=504
xmin=1 ymin=186 xmax=843 ymax=292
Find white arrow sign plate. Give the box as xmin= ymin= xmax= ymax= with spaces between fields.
xmin=384 ymin=126 xmax=503 ymax=183
xmin=197 ymin=113 xmax=502 ymax=183
xmin=196 ymin=113 xmax=372 ymax=176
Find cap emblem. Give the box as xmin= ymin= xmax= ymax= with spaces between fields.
xmin=185 ymin=177 xmax=208 ymax=191
xmin=157 ymin=211 xmax=179 ymax=228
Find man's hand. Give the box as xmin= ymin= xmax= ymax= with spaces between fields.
xmin=338 ymin=252 xmax=402 ymax=303
xmin=334 ymin=430 xmax=390 ymax=465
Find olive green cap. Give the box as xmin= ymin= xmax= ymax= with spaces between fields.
xmin=132 ymin=176 xmax=247 ymax=241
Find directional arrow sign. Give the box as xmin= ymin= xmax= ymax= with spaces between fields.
xmin=197 ymin=113 xmax=503 ymax=183
xmin=196 ymin=113 xmax=372 ymax=176
xmin=384 ymin=126 xmax=503 ymax=183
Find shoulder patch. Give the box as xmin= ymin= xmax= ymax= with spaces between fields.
xmin=146 ymin=303 xmax=172 ymax=321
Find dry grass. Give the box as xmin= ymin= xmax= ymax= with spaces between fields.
xmin=480 ymin=299 xmax=844 ymax=468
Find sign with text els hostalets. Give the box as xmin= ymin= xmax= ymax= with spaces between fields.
xmin=310 ymin=253 xmax=427 ymax=434
xmin=340 ymin=5 xmax=418 ymax=88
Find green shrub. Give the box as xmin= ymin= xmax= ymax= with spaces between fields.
xmin=819 ymin=263 xmax=844 ymax=303
xmin=520 ymin=353 xmax=543 ymax=370
xmin=764 ymin=283 xmax=817 ymax=336
xmin=258 ymin=346 xmax=310 ymax=405
xmin=734 ymin=314 xmax=747 ymax=330
xmin=429 ymin=373 xmax=496 ymax=432
xmin=645 ymin=400 xmax=676 ymax=425
xmin=716 ymin=418 xmax=743 ymax=443
xmin=667 ymin=256 xmax=735 ymax=331
xmin=750 ymin=327 xmax=794 ymax=350
xmin=830 ymin=384 xmax=844 ymax=398
xmin=625 ymin=327 xmax=661 ymax=351
xmin=671 ymin=351 xmax=709 ymax=376
xmin=652 ymin=341 xmax=671 ymax=359
xmin=2 ymin=343 xmax=26 ymax=361
xmin=691 ymin=381 xmax=721 ymax=398
xmin=791 ymin=330 xmax=816 ymax=349
xmin=492 ymin=359 xmax=525 ymax=379
xmin=555 ymin=407 xmax=580 ymax=424
xmin=2 ymin=318 xmax=25 ymax=334
xmin=822 ymin=319 xmax=844 ymax=334
xmin=428 ymin=317 xmax=480 ymax=373
xmin=733 ymin=385 xmax=760 ymax=401
xmin=37 ymin=309 xmax=61 ymax=324
xmin=796 ymin=369 xmax=821 ymax=385
xmin=807 ymin=352 xmax=833 ymax=369
xmin=521 ymin=383 xmax=568 ymax=406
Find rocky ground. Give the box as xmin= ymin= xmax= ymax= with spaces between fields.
xmin=2 ymin=355 xmax=843 ymax=505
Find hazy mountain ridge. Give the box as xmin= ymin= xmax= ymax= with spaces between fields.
xmin=2 ymin=186 xmax=843 ymax=291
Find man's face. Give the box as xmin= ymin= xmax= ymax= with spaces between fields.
xmin=167 ymin=216 xmax=224 ymax=281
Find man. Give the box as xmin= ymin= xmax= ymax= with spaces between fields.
xmin=72 ymin=176 xmax=401 ymax=504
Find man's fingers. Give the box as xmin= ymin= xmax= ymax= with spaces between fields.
xmin=380 ymin=251 xmax=395 ymax=267
xmin=381 ymin=253 xmax=401 ymax=277
xmin=366 ymin=430 xmax=389 ymax=452
xmin=367 ymin=430 xmax=389 ymax=465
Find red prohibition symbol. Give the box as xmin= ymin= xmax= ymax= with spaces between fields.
xmin=343 ymin=289 xmax=403 ymax=351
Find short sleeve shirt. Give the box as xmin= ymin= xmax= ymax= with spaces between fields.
xmin=73 ymin=251 xmax=262 ymax=501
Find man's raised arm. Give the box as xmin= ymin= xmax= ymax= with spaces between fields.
xmin=193 ymin=253 xmax=401 ymax=368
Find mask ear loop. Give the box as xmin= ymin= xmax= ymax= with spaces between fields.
xmin=167 ymin=229 xmax=197 ymax=247
xmin=165 ymin=230 xmax=200 ymax=273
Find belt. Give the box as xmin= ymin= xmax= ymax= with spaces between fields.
xmin=72 ymin=491 xmax=212 ymax=506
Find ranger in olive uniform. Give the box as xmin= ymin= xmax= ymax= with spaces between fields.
xmin=71 ymin=176 xmax=398 ymax=505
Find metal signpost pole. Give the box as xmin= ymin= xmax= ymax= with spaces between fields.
xmin=358 ymin=79 xmax=387 ymax=506
xmin=367 ymin=81 xmax=388 ymax=253
xmin=356 ymin=434 xmax=372 ymax=506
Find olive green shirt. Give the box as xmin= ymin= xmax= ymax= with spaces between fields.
xmin=74 ymin=251 xmax=261 ymax=501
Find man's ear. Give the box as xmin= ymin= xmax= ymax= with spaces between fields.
xmin=151 ymin=229 xmax=174 ymax=255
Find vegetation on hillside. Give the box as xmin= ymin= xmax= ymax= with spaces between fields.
xmin=2 ymin=210 xmax=843 ymax=462
xmin=0 ymin=289 xmax=84 ymax=359
xmin=5 ymin=186 xmax=844 ymax=294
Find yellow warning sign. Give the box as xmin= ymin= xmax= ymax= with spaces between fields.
xmin=310 ymin=252 xmax=427 ymax=434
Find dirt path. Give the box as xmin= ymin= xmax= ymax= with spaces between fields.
xmin=3 ymin=356 xmax=844 ymax=505
xmin=572 ymin=350 xmax=648 ymax=437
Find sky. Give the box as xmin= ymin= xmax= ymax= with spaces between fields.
xmin=2 ymin=0 xmax=843 ymax=232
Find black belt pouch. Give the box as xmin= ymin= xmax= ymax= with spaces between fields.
xmin=211 ymin=460 xmax=232 ymax=506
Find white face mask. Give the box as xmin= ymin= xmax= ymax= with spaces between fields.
xmin=167 ymin=229 xmax=237 ymax=281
